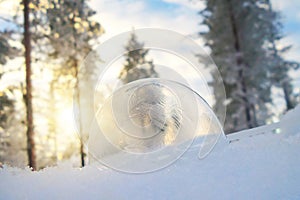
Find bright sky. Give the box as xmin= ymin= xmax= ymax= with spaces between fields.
xmin=90 ymin=0 xmax=203 ymax=42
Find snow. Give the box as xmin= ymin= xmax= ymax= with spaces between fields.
xmin=1 ymin=106 xmax=300 ymax=200
xmin=281 ymin=105 xmax=300 ymax=136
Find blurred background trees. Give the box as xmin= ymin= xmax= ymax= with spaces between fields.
xmin=0 ymin=29 xmax=24 ymax=167
xmin=200 ymin=0 xmax=299 ymax=133
xmin=40 ymin=0 xmax=103 ymax=167
xmin=0 ymin=0 xmax=103 ymax=169
xmin=0 ymin=0 xmax=299 ymax=168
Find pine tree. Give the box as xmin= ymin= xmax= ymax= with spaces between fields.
xmin=0 ymin=81 xmax=14 ymax=163
xmin=200 ymin=0 xmax=275 ymax=132
xmin=0 ymin=25 xmax=17 ymax=129
xmin=0 ymin=9 xmax=26 ymax=167
xmin=119 ymin=31 xmax=158 ymax=84
xmin=7 ymin=0 xmax=103 ymax=167
xmin=42 ymin=0 xmax=103 ymax=167
xmin=266 ymin=0 xmax=299 ymax=111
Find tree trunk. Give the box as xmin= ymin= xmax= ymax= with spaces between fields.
xmin=282 ymin=82 xmax=294 ymax=110
xmin=23 ymin=0 xmax=36 ymax=170
xmin=251 ymin=104 xmax=258 ymax=127
xmin=80 ymin=141 xmax=85 ymax=167
xmin=49 ymin=81 xmax=58 ymax=164
xmin=77 ymin=77 xmax=85 ymax=168
xmin=69 ymin=9 xmax=85 ymax=166
xmin=74 ymin=62 xmax=85 ymax=167
xmin=227 ymin=0 xmax=253 ymax=129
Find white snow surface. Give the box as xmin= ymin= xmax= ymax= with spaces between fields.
xmin=1 ymin=106 xmax=300 ymax=200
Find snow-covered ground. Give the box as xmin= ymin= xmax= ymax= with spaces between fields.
xmin=1 ymin=107 xmax=300 ymax=200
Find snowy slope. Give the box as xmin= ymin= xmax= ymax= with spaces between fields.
xmin=1 ymin=107 xmax=300 ymax=200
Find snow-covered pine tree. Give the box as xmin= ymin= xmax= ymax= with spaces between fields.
xmin=30 ymin=0 xmax=103 ymax=167
xmin=0 ymin=74 xmax=14 ymax=164
xmin=0 ymin=29 xmax=24 ymax=166
xmin=119 ymin=31 xmax=158 ymax=84
xmin=200 ymin=0 xmax=275 ymax=132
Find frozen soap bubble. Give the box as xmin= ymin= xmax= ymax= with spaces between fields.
xmin=88 ymin=78 xmax=224 ymax=173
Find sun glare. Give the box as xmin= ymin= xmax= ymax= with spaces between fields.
xmin=57 ymin=105 xmax=77 ymax=136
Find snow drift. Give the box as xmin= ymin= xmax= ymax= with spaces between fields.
xmin=0 ymin=106 xmax=300 ymax=200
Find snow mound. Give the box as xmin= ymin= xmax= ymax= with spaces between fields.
xmin=281 ymin=105 xmax=300 ymax=136
xmin=0 ymin=106 xmax=300 ymax=199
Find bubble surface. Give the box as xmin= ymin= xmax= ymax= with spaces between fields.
xmin=88 ymin=79 xmax=224 ymax=173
